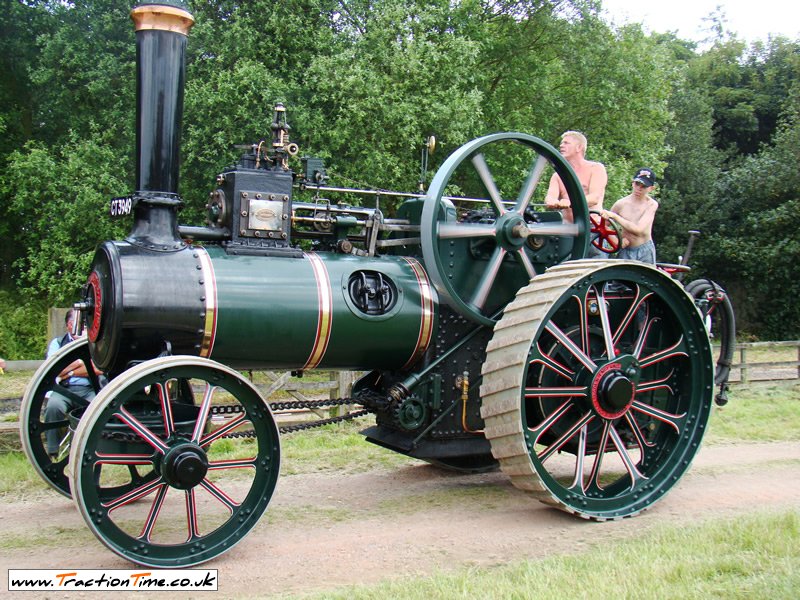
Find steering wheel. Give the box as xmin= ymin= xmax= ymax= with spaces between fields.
xmin=589 ymin=210 xmax=622 ymax=255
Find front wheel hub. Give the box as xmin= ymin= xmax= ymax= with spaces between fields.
xmin=161 ymin=443 xmax=209 ymax=489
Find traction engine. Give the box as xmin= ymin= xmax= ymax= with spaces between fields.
xmin=21 ymin=1 xmax=726 ymax=568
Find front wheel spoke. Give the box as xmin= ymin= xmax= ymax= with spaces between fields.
xmin=471 ymin=153 xmax=507 ymax=215
xmin=95 ymin=452 xmax=154 ymax=466
xmin=185 ymin=489 xmax=201 ymax=540
xmin=537 ymin=411 xmax=594 ymax=463
xmin=545 ymin=321 xmax=597 ymax=371
xmin=102 ymin=475 xmax=166 ymax=511
xmin=638 ymin=336 xmax=688 ymax=369
xmin=200 ymin=413 xmax=248 ymax=446
xmin=115 ymin=407 xmax=169 ymax=454
xmin=155 ymin=382 xmax=175 ymax=437
xmin=208 ymin=457 xmax=258 ymax=470
xmin=630 ymin=400 xmax=686 ymax=433
xmin=529 ymin=343 xmax=575 ymax=380
xmin=192 ymin=383 xmax=217 ymax=443
xmin=623 ymin=412 xmax=655 ymax=451
xmin=199 ymin=478 xmax=240 ymax=512
xmin=438 ymin=222 xmax=497 ymax=239
xmin=470 ymin=246 xmax=506 ymax=310
xmin=137 ymin=483 xmax=169 ymax=542
xmin=514 ymin=154 xmax=548 ymax=214
xmin=635 ymin=370 xmax=675 ymax=395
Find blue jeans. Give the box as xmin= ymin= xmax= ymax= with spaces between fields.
xmin=45 ymin=384 xmax=95 ymax=455
xmin=618 ymin=240 xmax=656 ymax=264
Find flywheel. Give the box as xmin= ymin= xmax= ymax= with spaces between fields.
xmin=480 ymin=260 xmax=714 ymax=519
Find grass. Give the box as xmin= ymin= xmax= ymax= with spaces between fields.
xmin=288 ymin=509 xmax=800 ymax=600
xmin=706 ymin=381 xmax=800 ymax=443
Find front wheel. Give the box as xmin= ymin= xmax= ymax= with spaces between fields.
xmin=480 ymin=260 xmax=714 ymax=519
xmin=69 ymin=356 xmax=280 ymax=567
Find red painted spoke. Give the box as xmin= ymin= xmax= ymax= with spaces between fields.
xmin=635 ymin=370 xmax=675 ymax=395
xmin=514 ymin=247 xmax=537 ymax=279
xmin=608 ymin=424 xmax=647 ymax=489
xmin=185 ymin=489 xmax=201 ymax=541
xmin=586 ymin=419 xmax=612 ymax=491
xmin=137 ymin=483 xmax=169 ymax=542
xmin=200 ymin=412 xmax=249 ymax=447
xmin=470 ymin=246 xmax=507 ymax=310
xmin=208 ymin=457 xmax=258 ymax=470
xmin=114 ymin=407 xmax=169 ymax=454
xmin=638 ymin=336 xmax=688 ymax=369
xmin=102 ymin=476 xmax=165 ymax=512
xmin=632 ymin=314 xmax=658 ymax=358
xmin=514 ymin=154 xmax=548 ymax=214
xmin=529 ymin=342 xmax=575 ymax=380
xmin=545 ymin=321 xmax=597 ymax=372
xmin=537 ymin=411 xmax=594 ymax=464
xmin=630 ymin=400 xmax=686 ymax=433
xmin=623 ymin=412 xmax=655 ymax=451
xmin=155 ymin=381 xmax=175 ymax=437
xmin=94 ymin=452 xmax=154 ymax=466
xmin=527 ymin=399 xmax=574 ymax=440
xmin=471 ymin=152 xmax=507 ymax=215
xmin=192 ymin=383 xmax=217 ymax=443
xmin=525 ymin=385 xmax=587 ymax=400
xmin=611 ymin=287 xmax=653 ymax=346
xmin=567 ymin=423 xmax=590 ymax=493
xmin=593 ymin=284 xmax=616 ymax=359
xmin=199 ymin=478 xmax=240 ymax=512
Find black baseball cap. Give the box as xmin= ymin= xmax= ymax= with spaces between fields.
xmin=633 ymin=168 xmax=656 ymax=187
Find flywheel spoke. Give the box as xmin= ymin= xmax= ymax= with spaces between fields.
xmin=469 ymin=246 xmax=507 ymax=310
xmin=437 ymin=222 xmax=497 ymax=239
xmin=514 ymin=154 xmax=548 ymax=214
xmin=471 ymin=152 xmax=507 ymax=215
xmin=514 ymin=247 xmax=538 ymax=279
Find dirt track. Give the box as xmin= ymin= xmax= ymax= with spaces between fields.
xmin=2 ymin=440 xmax=799 ymax=598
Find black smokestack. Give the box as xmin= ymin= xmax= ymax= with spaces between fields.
xmin=129 ymin=1 xmax=194 ymax=248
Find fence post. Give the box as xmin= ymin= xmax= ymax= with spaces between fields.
xmin=739 ymin=345 xmax=748 ymax=384
xmin=797 ymin=343 xmax=800 ymax=380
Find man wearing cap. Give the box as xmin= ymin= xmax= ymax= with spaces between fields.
xmin=602 ymin=168 xmax=659 ymax=264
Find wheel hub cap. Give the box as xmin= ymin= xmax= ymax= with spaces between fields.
xmin=591 ymin=361 xmax=636 ymax=419
xmin=161 ymin=443 xmax=209 ymax=489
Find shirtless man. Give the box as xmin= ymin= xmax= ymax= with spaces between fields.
xmin=544 ymin=130 xmax=607 ymax=224
xmin=602 ymin=168 xmax=659 ymax=264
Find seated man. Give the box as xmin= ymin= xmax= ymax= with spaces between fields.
xmin=602 ymin=168 xmax=659 ymax=264
xmin=44 ymin=309 xmax=102 ymax=458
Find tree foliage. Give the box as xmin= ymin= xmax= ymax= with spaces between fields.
xmin=1 ymin=0 xmax=799 ymax=355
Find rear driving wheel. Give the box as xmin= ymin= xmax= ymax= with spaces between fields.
xmin=481 ymin=260 xmax=713 ymax=519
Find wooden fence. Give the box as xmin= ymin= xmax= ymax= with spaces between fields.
xmin=728 ymin=340 xmax=800 ymax=384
